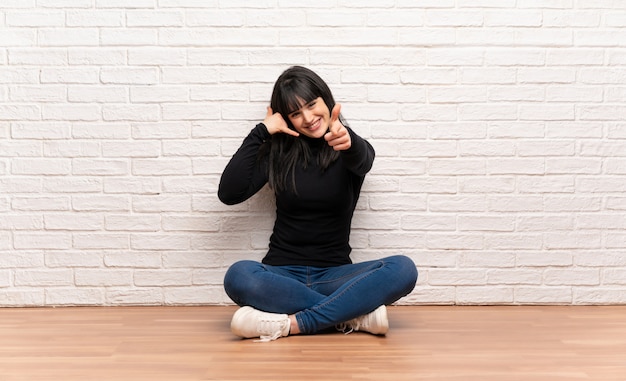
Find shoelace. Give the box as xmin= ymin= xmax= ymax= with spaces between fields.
xmin=336 ymin=321 xmax=360 ymax=335
xmin=255 ymin=331 xmax=282 ymax=343
xmin=253 ymin=319 xmax=287 ymax=343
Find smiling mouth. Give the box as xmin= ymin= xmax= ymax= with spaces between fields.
xmin=307 ymin=118 xmax=321 ymax=131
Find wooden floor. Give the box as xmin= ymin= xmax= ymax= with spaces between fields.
xmin=1 ymin=306 xmax=625 ymax=381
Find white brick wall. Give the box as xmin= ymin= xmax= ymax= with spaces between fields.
xmin=1 ymin=2 xmax=626 ymax=307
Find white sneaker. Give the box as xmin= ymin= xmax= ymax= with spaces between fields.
xmin=231 ymin=306 xmax=291 ymax=342
xmin=337 ymin=305 xmax=389 ymax=335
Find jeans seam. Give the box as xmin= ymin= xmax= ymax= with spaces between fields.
xmin=310 ymin=261 xmax=384 ymax=288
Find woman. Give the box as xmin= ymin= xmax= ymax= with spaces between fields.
xmin=218 ymin=66 xmax=417 ymax=342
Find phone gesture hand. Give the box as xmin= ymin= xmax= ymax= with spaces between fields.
xmin=263 ymin=107 xmax=299 ymax=137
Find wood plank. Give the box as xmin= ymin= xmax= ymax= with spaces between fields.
xmin=0 ymin=306 xmax=625 ymax=380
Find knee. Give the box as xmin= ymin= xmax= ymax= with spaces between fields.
xmin=223 ymin=260 xmax=259 ymax=301
xmin=387 ymin=255 xmax=418 ymax=291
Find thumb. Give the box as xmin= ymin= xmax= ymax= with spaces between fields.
xmin=330 ymin=103 xmax=341 ymax=133
xmin=266 ymin=106 xmax=274 ymax=118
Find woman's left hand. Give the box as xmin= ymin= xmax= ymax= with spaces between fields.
xmin=324 ymin=103 xmax=351 ymax=151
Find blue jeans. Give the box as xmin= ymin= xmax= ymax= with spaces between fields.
xmin=223 ymin=255 xmax=418 ymax=334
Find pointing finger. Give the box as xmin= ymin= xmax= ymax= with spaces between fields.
xmin=330 ymin=104 xmax=341 ymax=133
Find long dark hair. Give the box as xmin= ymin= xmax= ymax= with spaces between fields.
xmin=262 ymin=66 xmax=346 ymax=194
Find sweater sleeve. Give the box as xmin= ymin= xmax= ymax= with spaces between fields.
xmin=341 ymin=127 xmax=375 ymax=177
xmin=217 ymin=123 xmax=271 ymax=205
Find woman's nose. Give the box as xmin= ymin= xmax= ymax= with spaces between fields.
xmin=302 ymin=109 xmax=313 ymax=123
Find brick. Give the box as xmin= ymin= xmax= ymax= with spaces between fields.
xmin=0 ymin=68 xmax=38 ymax=84
xmin=401 ymin=214 xmax=456 ymax=231
xmin=163 ymin=251 xmax=221 ymax=268
xmin=459 ymin=177 xmax=515 ymax=193
xmin=68 ymin=86 xmax=128 ymax=103
xmin=68 ymin=48 xmax=126 ymax=65
xmin=367 ymin=10 xmax=424 ymax=27
xmin=100 ymin=68 xmax=159 ymax=85
xmin=488 ymin=196 xmax=543 ymax=212
xmin=102 ymin=105 xmax=160 ymax=122
xmin=10 ymin=85 xmax=66 ymax=102
xmin=104 ymin=252 xmax=162 ymax=268
xmin=72 ymin=159 xmax=129 ymax=176
xmin=484 ymin=10 xmax=542 ymax=26
xmin=134 ymin=270 xmax=192 ymax=286
xmin=106 ymin=288 xmax=163 ymax=306
xmin=164 ymin=286 xmax=223 ymax=305
xmin=0 ymin=29 xmax=36 ymax=47
xmin=132 ymin=195 xmax=191 ymax=212
xmin=38 ymin=28 xmax=99 ymax=47
xmin=485 ymin=234 xmax=543 ymax=250
xmin=0 ymin=177 xmax=41 ymax=193
xmin=103 ymin=178 xmax=160 ymax=194
xmin=72 ymin=123 xmax=131 ymax=139
xmin=102 ymin=141 xmax=160 ymax=158
xmin=73 ymin=233 xmax=130 ymax=249
xmin=515 ymin=287 xmax=572 ymax=304
xmin=131 ymin=234 xmax=191 ymax=250
xmin=162 ymin=104 xmax=220 ymax=121
xmin=15 ymin=269 xmax=73 ymax=286
xmin=45 ymin=289 xmax=105 ymax=306
xmin=0 ymin=141 xmax=41 ymax=157
xmin=352 ymin=211 xmax=400 ymax=230
xmin=460 ymin=141 xmax=516 ymax=156
xmin=426 ymin=10 xmax=483 ymax=26
xmin=131 ymin=123 xmax=190 ymax=139
xmin=126 ymin=11 xmax=184 ymax=27
xmin=131 ymin=86 xmax=189 ymax=103
xmin=192 ymin=269 xmax=226 ymax=285
xmin=45 ymin=251 xmax=103 ymax=268
xmin=43 ymin=177 xmax=102 ymax=193
xmin=71 ymin=195 xmax=130 ymax=212
xmin=42 ymin=104 xmax=100 ymax=121
xmin=44 ymin=214 xmax=103 ymax=231
xmin=0 ymin=105 xmax=40 ymax=121
xmin=44 ymin=141 xmax=100 ymax=157
xmin=544 ymin=232 xmax=603 ymax=249
xmin=399 ymin=140 xmax=457 ymax=157
xmin=105 ymin=214 xmax=161 ymax=232
xmin=66 ymin=10 xmax=124 ymax=27
xmin=0 ymin=290 xmax=44 ymax=307
xmin=75 ymin=269 xmax=133 ymax=286
xmin=429 ymin=86 xmax=487 ymax=103
xmin=0 ymin=233 xmax=11 ymax=250
xmin=100 ymin=28 xmax=156 ymax=46
xmin=429 ymin=159 xmax=486 ymax=175
xmin=12 ymin=158 xmax=71 ymax=175
xmin=458 ymin=215 xmax=515 ymax=231
xmin=369 ymin=232 xmax=425 ymax=249
xmin=574 ymin=288 xmax=626 ymax=305
xmin=192 ymin=232 xmax=249 ymax=251
xmin=95 ymin=0 xmax=155 ymax=7
xmin=158 ymin=29 xmax=215 ymax=46
xmin=457 ymin=287 xmax=514 ymax=304
xmin=132 ymin=158 xmax=190 ymax=176
xmin=162 ymin=215 xmax=220 ymax=232
xmin=12 ymin=196 xmax=70 ymax=211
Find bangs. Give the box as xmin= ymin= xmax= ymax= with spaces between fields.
xmin=277 ymin=77 xmax=320 ymax=115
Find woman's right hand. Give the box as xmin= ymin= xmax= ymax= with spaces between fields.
xmin=263 ymin=107 xmax=299 ymax=137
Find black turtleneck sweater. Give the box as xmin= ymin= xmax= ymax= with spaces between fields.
xmin=218 ymin=123 xmax=375 ymax=267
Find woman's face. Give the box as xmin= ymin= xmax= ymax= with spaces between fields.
xmin=286 ymin=97 xmax=331 ymax=139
